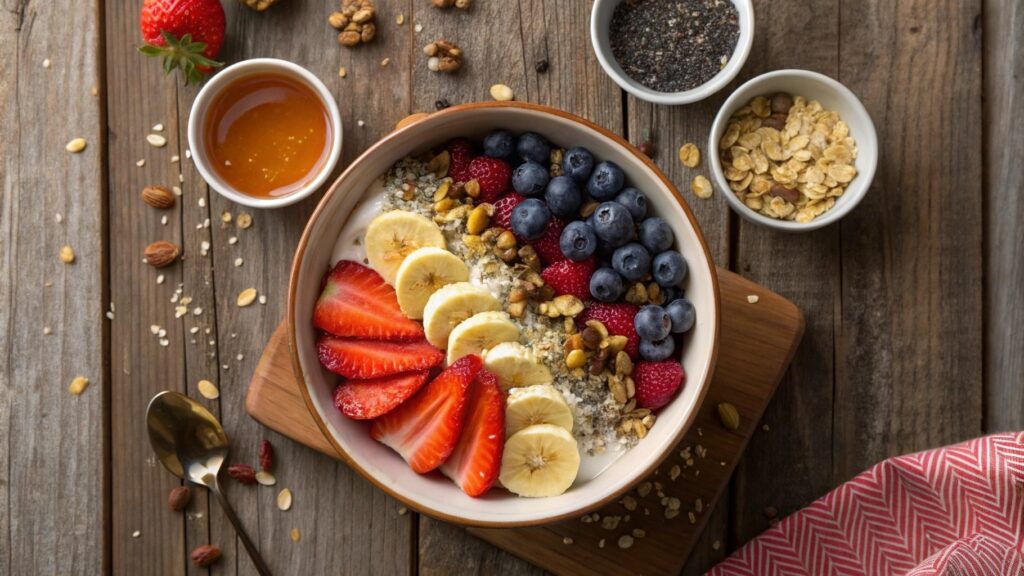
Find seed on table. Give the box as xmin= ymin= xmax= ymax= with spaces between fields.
xmin=490 ymin=84 xmax=514 ymax=102
xmin=59 ymin=245 xmax=75 ymax=264
xmin=290 ymin=528 xmax=301 ymax=542
xmin=146 ymin=134 xmax=167 ymax=148
xmin=277 ymin=488 xmax=293 ymax=511
xmin=747 ymin=294 xmax=759 ymax=304
xmin=255 ymin=471 xmax=277 ymax=486
xmin=197 ymin=379 xmax=219 ymax=399
xmin=68 ymin=376 xmax=89 ymax=395
xmin=717 ymin=402 xmax=740 ymax=430
xmin=65 ymin=138 xmax=87 ymax=153
xmin=237 ymin=288 xmax=257 ymax=307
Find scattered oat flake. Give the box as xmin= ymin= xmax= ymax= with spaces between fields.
xmin=156 ymin=274 xmax=165 ymax=284
xmin=65 ymin=138 xmax=87 ymax=153
xmin=68 ymin=376 xmax=89 ymax=396
xmin=228 ymin=236 xmax=238 ymax=245
xmin=692 ymin=175 xmax=713 ymax=199
xmin=357 ymin=120 xmax=365 ymax=127
xmin=617 ymin=535 xmax=634 ymax=549
xmin=414 ymin=23 xmax=423 ymax=32
xmin=396 ymin=13 xmax=405 ymax=24
xmin=132 ymin=530 xmax=141 ymax=538
xmin=172 ymin=186 xmax=182 ymax=196
xmin=171 ymin=155 xmax=180 ymax=163
xmin=152 ymin=123 xmax=164 ymax=132
xmin=55 ymin=213 xmax=63 ymax=224
xmin=258 ymin=294 xmax=267 ymax=305
xmin=747 ymin=294 xmax=759 ymax=304
xmin=234 ymin=257 xmax=243 ymax=267
xmin=338 ymin=66 xmax=348 ymax=78
xmin=59 ymin=245 xmax=75 ymax=264
xmin=43 ymin=58 xmax=51 ymax=68
xmin=712 ymin=540 xmax=721 ymax=550
xmin=237 ymin=288 xmax=257 ymax=307
xmin=146 ymin=134 xmax=167 ymax=148
xmin=277 ymin=488 xmax=293 ymax=511
xmin=255 ymin=471 xmax=276 ymax=486
xmin=43 ymin=326 xmax=52 ymax=335
xmin=562 ymin=536 xmax=573 ymax=545
xmin=397 ymin=506 xmax=408 ymax=515
xmin=136 ymin=159 xmax=146 ymax=167
xmin=598 ymin=538 xmax=606 ymax=548
xmin=197 ymin=379 xmax=219 ymax=399
xmin=381 ymin=57 xmax=390 ymax=67
xmin=290 ymin=528 xmax=301 ymax=542
xmin=489 ymin=84 xmax=514 ymax=102
xmin=198 ymin=197 xmax=206 ymax=208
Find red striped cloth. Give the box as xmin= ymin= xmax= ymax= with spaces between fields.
xmin=709 ymin=432 xmax=1024 ymax=576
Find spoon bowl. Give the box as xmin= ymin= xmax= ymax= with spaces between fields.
xmin=146 ymin=391 xmax=272 ymax=575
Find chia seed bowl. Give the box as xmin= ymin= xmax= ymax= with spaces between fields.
xmin=590 ymin=0 xmax=754 ymax=105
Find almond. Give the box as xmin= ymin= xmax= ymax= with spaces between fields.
xmin=190 ymin=544 xmax=221 ymax=567
xmin=141 ymin=185 xmax=175 ymax=209
xmin=144 ymin=241 xmax=180 ymax=268
xmin=167 ymin=486 xmax=191 ymax=511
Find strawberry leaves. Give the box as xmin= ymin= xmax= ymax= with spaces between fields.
xmin=139 ymin=30 xmax=223 ymax=85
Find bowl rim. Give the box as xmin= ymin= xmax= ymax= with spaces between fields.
xmin=708 ymin=68 xmax=878 ymax=231
xmin=589 ymin=0 xmax=755 ymax=105
xmin=287 ymin=101 xmax=721 ymax=527
xmin=187 ymin=57 xmax=344 ymax=209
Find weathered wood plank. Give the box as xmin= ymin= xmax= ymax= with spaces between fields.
xmin=1 ymin=1 xmax=107 ymax=574
xmin=408 ymin=1 xmax=620 ymax=573
xmin=198 ymin=2 xmax=418 ymax=574
xmin=834 ymin=0 xmax=983 ymax=476
xmin=984 ymin=0 xmax=1024 ymax=432
xmin=730 ymin=0 xmax=840 ymax=547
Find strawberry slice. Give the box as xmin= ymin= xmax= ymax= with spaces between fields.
xmin=333 ymin=371 xmax=431 ymax=420
xmin=313 ymin=260 xmax=424 ymax=340
xmin=317 ymin=336 xmax=443 ymax=379
xmin=371 ymin=355 xmax=483 ymax=473
xmin=440 ymin=369 xmax=505 ymax=497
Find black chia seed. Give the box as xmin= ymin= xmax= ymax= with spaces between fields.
xmin=609 ymin=0 xmax=740 ymax=93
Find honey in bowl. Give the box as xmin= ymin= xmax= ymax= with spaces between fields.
xmin=203 ymin=72 xmax=332 ymax=198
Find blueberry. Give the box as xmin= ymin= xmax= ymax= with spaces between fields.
xmin=611 ymin=243 xmax=651 ymax=282
xmin=510 ymin=198 xmax=550 ymax=241
xmin=560 ymin=220 xmax=597 ymax=261
xmin=666 ymin=298 xmax=695 ymax=333
xmin=586 ymin=161 xmax=626 ymax=200
xmin=640 ymin=336 xmax=676 ymax=361
xmin=652 ymin=250 xmax=688 ymax=287
xmin=615 ymin=187 xmax=647 ymax=222
xmin=591 ymin=202 xmax=635 ymax=248
xmin=516 ymin=132 xmax=551 ymax=164
xmin=661 ymin=286 xmax=684 ymax=304
xmin=590 ymin=267 xmax=624 ymax=302
xmin=482 ymin=129 xmax=515 ymax=159
xmin=511 ymin=161 xmax=550 ymax=197
xmin=635 ymin=305 xmax=671 ymax=341
xmin=562 ymin=146 xmax=595 ymax=183
xmin=638 ymin=217 xmax=673 ymax=254
xmin=545 ymin=176 xmax=582 ymax=218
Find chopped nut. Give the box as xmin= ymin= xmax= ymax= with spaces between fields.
xmin=565 ymin=349 xmax=586 ymax=370
xmin=496 ymin=230 xmax=517 ymax=250
xmin=615 ymin=351 xmax=633 ymax=376
xmin=464 ymin=179 xmax=480 ymax=197
xmin=424 ymin=40 xmax=463 ymax=73
xmin=747 ymin=294 xmax=759 ymax=304
xmin=59 ymin=245 xmax=75 ymax=264
xmin=68 ymin=376 xmax=89 ymax=395
xmin=507 ymin=300 xmax=526 ymax=318
xmin=580 ymin=199 xmax=599 ymax=218
xmin=466 ymin=204 xmax=492 ymax=234
xmin=427 ymin=150 xmax=451 ymax=177
xmin=144 ymin=241 xmax=180 ymax=268
xmin=490 ymin=84 xmax=514 ymax=101
xmin=584 ymin=320 xmax=609 ymax=340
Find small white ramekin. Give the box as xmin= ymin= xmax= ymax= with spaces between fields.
xmin=590 ymin=0 xmax=754 ymax=105
xmin=187 ymin=58 xmax=343 ymax=209
xmin=709 ymin=69 xmax=878 ymax=232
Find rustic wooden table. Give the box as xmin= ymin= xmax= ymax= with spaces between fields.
xmin=3 ymin=0 xmax=1021 ymax=574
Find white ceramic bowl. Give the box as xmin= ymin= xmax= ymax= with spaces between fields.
xmin=187 ymin=58 xmax=344 ymax=209
xmin=709 ymin=69 xmax=878 ymax=231
xmin=590 ymin=0 xmax=754 ymax=105
xmin=289 ymin=102 xmax=720 ymax=527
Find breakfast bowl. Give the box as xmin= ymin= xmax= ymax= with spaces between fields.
xmin=709 ymin=69 xmax=878 ymax=231
xmin=288 ymin=101 xmax=719 ymax=527
xmin=590 ymin=0 xmax=754 ymax=105
xmin=188 ymin=58 xmax=344 ymax=209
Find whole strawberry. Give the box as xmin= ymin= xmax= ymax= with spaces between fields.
xmin=139 ymin=0 xmax=226 ymax=85
xmin=492 ymin=193 xmax=526 ymax=230
xmin=541 ymin=258 xmax=594 ymax=301
xmin=528 ymin=217 xmax=566 ymax=266
xmin=446 ymin=139 xmax=476 ymax=183
xmin=468 ymin=157 xmax=511 ymax=203
xmin=633 ymin=360 xmax=685 ymax=409
xmin=577 ymin=302 xmax=640 ymax=359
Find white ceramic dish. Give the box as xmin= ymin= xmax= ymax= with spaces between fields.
xmin=590 ymin=0 xmax=754 ymax=105
xmin=709 ymin=69 xmax=878 ymax=231
xmin=187 ymin=58 xmax=344 ymax=209
xmin=288 ymin=102 xmax=720 ymax=527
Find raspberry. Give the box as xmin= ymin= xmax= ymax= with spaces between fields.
xmin=633 ymin=360 xmax=686 ymax=410
xmin=541 ymin=258 xmax=595 ymax=301
xmin=530 ymin=217 xmax=566 ymax=266
xmin=468 ymin=157 xmax=512 ymax=203
xmin=492 ymin=193 xmax=526 ymax=229
xmin=578 ymin=302 xmax=641 ymax=358
xmin=447 ymin=138 xmax=475 ymax=183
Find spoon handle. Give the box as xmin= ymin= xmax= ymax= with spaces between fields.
xmin=210 ymin=482 xmax=274 ymax=576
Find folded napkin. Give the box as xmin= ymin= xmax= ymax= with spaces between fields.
xmin=709 ymin=432 xmax=1024 ymax=576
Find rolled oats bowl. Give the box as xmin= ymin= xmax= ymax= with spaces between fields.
xmin=710 ymin=69 xmax=878 ymax=231
xmin=289 ymin=101 xmax=719 ymax=527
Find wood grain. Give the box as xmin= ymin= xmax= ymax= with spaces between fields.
xmin=246 ymin=269 xmax=804 ymax=576
xmin=835 ymin=0 xmax=983 ymax=475
xmin=984 ymin=0 xmax=1024 ymax=432
xmin=729 ymin=0 xmax=841 ymax=547
xmin=1 ymin=1 xmax=107 ymax=574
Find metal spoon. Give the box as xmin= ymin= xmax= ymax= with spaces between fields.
xmin=146 ymin=390 xmax=273 ymax=576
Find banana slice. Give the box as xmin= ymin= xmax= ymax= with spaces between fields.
xmin=446 ymin=311 xmax=520 ymax=365
xmin=484 ymin=342 xmax=553 ymax=391
xmin=423 ymin=282 xmax=501 ymax=348
xmin=365 ymin=210 xmax=446 ymax=285
xmin=394 ymin=247 xmax=469 ymax=319
xmin=505 ymin=384 xmax=574 ymax=436
xmin=499 ymin=424 xmax=580 ymax=498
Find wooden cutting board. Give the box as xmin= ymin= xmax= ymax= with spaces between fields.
xmin=246 ymin=268 xmax=803 ymax=575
